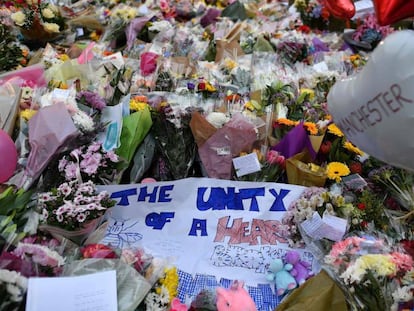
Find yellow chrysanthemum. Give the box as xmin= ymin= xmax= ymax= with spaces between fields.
xmin=20 ymin=109 xmax=37 ymax=121
xmin=327 ymin=123 xmax=344 ymax=137
xmin=157 ymin=267 xmax=178 ymax=301
xmin=129 ymin=99 xmax=148 ymax=111
xmin=326 ymin=162 xmax=350 ymax=183
xmin=357 ymin=254 xmax=396 ymax=277
xmin=300 ymin=88 xmax=315 ymax=100
xmin=343 ymin=141 xmax=364 ymax=156
xmin=303 ymin=122 xmax=318 ymax=135
xmin=277 ymin=118 xmax=297 ymax=127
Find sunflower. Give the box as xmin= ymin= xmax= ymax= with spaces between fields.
xmin=343 ymin=141 xmax=364 ymax=156
xmin=327 ymin=123 xmax=344 ymax=137
xmin=326 ymin=162 xmax=350 ymax=183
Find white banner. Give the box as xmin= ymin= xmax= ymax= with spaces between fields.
xmin=99 ymin=178 xmax=316 ymax=310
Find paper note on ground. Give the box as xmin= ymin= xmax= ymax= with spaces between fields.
xmin=26 ymin=270 xmax=117 ymax=311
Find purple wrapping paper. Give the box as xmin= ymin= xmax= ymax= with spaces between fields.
xmin=198 ymin=114 xmax=257 ymax=180
xmin=271 ymin=122 xmax=317 ymax=159
xmin=125 ymin=16 xmax=151 ymax=50
xmin=26 ymin=103 xmax=78 ymax=181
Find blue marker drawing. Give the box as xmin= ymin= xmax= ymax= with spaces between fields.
xmin=103 ymin=218 xmax=142 ymax=248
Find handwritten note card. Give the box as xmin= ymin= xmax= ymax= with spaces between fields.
xmin=233 ymin=152 xmax=262 ymax=177
xmin=26 ymin=270 xmax=117 ymax=311
xmin=301 ymin=211 xmax=348 ymax=242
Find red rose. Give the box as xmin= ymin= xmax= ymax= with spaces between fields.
xmin=360 ymin=221 xmax=368 ymax=228
xmin=357 ymin=203 xmax=366 ymax=210
xmin=349 ymin=162 xmax=362 ymax=174
xmin=320 ymin=141 xmax=332 ymax=154
xmin=81 ymin=244 xmax=118 ymax=259
xmin=197 ymin=82 xmax=206 ymax=91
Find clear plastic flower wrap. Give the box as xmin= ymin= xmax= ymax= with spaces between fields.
xmin=323 ymin=231 xmax=414 ymax=311
xmin=63 ymin=258 xmax=152 ymax=311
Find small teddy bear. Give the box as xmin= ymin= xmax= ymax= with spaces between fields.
xmin=266 ymin=258 xmax=297 ymax=296
xmin=284 ymin=250 xmax=313 ymax=285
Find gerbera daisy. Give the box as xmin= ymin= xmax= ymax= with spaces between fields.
xmin=343 ymin=141 xmax=364 ymax=156
xmin=326 ymin=162 xmax=350 ymax=183
xmin=327 ymin=123 xmax=344 ymax=137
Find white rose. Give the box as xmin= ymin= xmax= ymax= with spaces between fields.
xmin=42 ymin=8 xmax=55 ymax=19
xmin=43 ymin=22 xmax=60 ymax=33
xmin=11 ymin=11 xmax=26 ymax=26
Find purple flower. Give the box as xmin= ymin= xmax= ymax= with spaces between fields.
xmin=58 ymin=158 xmax=68 ymax=172
xmin=76 ymin=213 xmax=87 ymax=222
xmin=80 ymin=153 xmax=102 ymax=176
xmin=76 ymin=91 xmax=107 ymax=111
xmin=105 ymin=150 xmax=119 ymax=162
xmin=64 ymin=163 xmax=78 ymax=180
xmin=87 ymin=142 xmax=102 ymax=153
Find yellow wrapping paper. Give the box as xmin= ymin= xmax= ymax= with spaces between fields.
xmin=275 ymin=270 xmax=348 ymax=311
xmin=286 ymin=151 xmax=327 ymax=187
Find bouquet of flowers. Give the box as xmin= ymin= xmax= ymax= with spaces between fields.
xmin=368 ymin=165 xmax=414 ymax=239
xmin=282 ymin=186 xmax=362 ymax=257
xmin=10 ymin=0 xmax=65 ymax=43
xmin=57 ymin=141 xmax=121 ymax=185
xmin=37 ymin=180 xmax=116 ymax=244
xmin=150 ymin=102 xmax=198 ymax=181
xmin=324 ymin=234 xmax=414 ymax=310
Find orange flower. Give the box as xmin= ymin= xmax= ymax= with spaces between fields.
xmin=277 ymin=118 xmax=297 ymax=127
xmin=303 ymin=122 xmax=319 ymax=135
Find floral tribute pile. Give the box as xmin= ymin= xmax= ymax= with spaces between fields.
xmin=0 ymin=0 xmax=413 ymax=310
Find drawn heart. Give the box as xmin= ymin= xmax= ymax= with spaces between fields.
xmin=327 ymin=30 xmax=414 ymax=171
xmin=373 ymin=0 xmax=414 ymax=25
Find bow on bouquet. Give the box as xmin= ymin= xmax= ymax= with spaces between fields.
xmin=323 ymin=234 xmax=414 ymax=311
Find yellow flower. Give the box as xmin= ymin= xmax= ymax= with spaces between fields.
xmin=224 ymin=58 xmax=237 ymax=71
xmin=20 ymin=109 xmax=37 ymax=121
xmin=205 ymin=82 xmax=216 ymax=92
xmin=130 ymin=99 xmax=148 ymax=111
xmin=158 ymin=267 xmax=178 ymax=302
xmin=43 ymin=22 xmax=60 ymax=33
xmin=11 ymin=11 xmax=26 ymax=26
xmin=300 ymin=88 xmax=315 ymax=100
xmin=58 ymin=54 xmax=70 ymax=62
xmin=327 ymin=123 xmax=344 ymax=137
xmin=343 ymin=141 xmax=364 ymax=156
xmin=357 ymin=254 xmax=396 ymax=277
xmin=326 ymin=162 xmax=350 ymax=183
xmin=303 ymin=122 xmax=318 ymax=135
xmin=90 ymin=31 xmax=101 ymax=41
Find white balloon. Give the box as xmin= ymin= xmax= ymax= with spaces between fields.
xmin=327 ymin=30 xmax=414 ymax=171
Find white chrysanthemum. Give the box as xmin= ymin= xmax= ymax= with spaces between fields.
xmin=206 ymin=112 xmax=230 ymax=128
xmin=42 ymin=8 xmax=55 ymax=19
xmin=43 ymin=22 xmax=60 ymax=33
xmin=148 ymin=20 xmax=172 ymax=33
xmin=72 ymin=111 xmax=94 ymax=132
xmin=11 ymin=11 xmax=26 ymax=26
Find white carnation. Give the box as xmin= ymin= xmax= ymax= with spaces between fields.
xmin=206 ymin=112 xmax=230 ymax=128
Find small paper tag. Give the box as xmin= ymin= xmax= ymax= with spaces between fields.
xmin=233 ymin=152 xmax=262 ymax=177
xmin=300 ymin=212 xmax=325 ymax=240
xmin=216 ymin=146 xmax=231 ymax=156
xmin=76 ymin=28 xmax=84 ymax=37
xmin=103 ymin=52 xmax=125 ymax=69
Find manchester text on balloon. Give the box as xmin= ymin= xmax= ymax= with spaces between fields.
xmin=335 ymin=83 xmax=413 ymax=138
